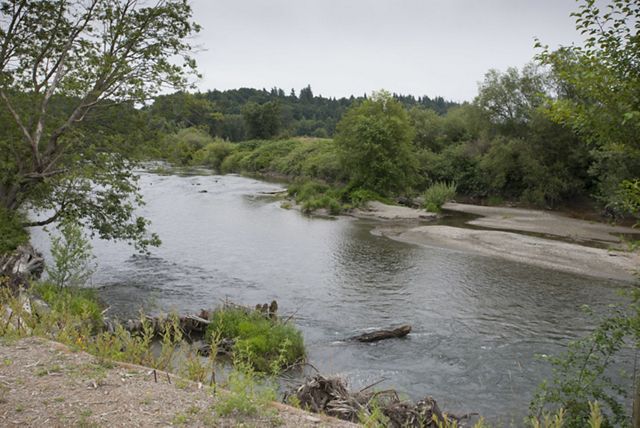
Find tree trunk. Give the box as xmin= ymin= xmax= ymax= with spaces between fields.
xmin=350 ymin=325 xmax=412 ymax=343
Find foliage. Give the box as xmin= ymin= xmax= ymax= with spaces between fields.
xmin=0 ymin=0 xmax=199 ymax=251
xmin=242 ymin=101 xmax=282 ymax=140
xmin=536 ymin=0 xmax=640 ymax=204
xmin=214 ymin=354 xmax=277 ymax=419
xmin=45 ymin=222 xmax=95 ymax=288
xmin=153 ymin=87 xmax=458 ymax=142
xmin=0 ymin=207 xmax=28 ymax=254
xmin=193 ymin=140 xmax=237 ymax=171
xmin=163 ymin=127 xmax=216 ymax=166
xmin=530 ymin=293 xmax=640 ymax=427
xmin=424 ymin=181 xmax=457 ymax=213
xmin=335 ymin=90 xmax=417 ymax=196
xmin=206 ymin=308 xmax=305 ymax=372
xmin=34 ymin=282 xmax=102 ymax=332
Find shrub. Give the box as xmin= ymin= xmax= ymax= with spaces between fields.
xmin=193 ymin=141 xmax=237 ymax=170
xmin=424 ymin=181 xmax=457 ymax=212
xmin=46 ymin=222 xmax=95 ymax=288
xmin=164 ymin=127 xmax=215 ymax=165
xmin=206 ymin=308 xmax=305 ymax=372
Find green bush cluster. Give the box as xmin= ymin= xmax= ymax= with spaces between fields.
xmin=423 ymin=181 xmax=457 ymax=213
xmin=206 ymin=308 xmax=305 ymax=373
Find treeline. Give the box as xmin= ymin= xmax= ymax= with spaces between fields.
xmin=154 ymin=62 xmax=638 ymax=215
xmin=146 ymin=86 xmax=457 ymax=141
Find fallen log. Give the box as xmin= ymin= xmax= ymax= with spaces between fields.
xmin=351 ymin=325 xmax=412 ymax=343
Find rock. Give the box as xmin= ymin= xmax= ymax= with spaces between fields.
xmin=30 ymin=296 xmax=50 ymax=316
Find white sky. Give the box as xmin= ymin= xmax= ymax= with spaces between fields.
xmin=189 ymin=0 xmax=582 ymax=102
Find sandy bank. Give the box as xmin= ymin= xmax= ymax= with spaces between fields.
xmin=351 ymin=201 xmax=437 ymax=221
xmin=383 ymin=225 xmax=639 ymax=282
xmin=443 ymin=202 xmax=638 ymax=246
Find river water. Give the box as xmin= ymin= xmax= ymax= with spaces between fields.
xmin=31 ymin=171 xmax=633 ymax=423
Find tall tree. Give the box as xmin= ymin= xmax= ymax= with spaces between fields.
xmin=536 ymin=0 xmax=640 ymax=208
xmin=242 ymin=101 xmax=281 ymax=139
xmin=0 ymin=0 xmax=199 ymax=251
xmin=335 ymin=90 xmax=417 ymax=195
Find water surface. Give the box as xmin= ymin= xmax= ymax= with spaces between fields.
xmin=32 ymin=172 xmax=633 ymax=423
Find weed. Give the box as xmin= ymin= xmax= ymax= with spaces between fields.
xmin=424 ymin=181 xmax=457 ymax=212
xmin=206 ymin=308 xmax=304 ymax=372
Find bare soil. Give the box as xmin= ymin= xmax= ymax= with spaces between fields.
xmin=0 ymin=337 xmax=355 ymax=427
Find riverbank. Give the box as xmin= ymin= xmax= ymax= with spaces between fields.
xmin=350 ymin=200 xmax=639 ymax=282
xmin=0 ymin=337 xmax=354 ymax=427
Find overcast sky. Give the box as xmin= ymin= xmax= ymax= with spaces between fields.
xmin=189 ymin=0 xmax=582 ymax=102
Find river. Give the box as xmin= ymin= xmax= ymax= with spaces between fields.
xmin=31 ymin=171 xmax=633 ymax=423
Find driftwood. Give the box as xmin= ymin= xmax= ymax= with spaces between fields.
xmin=287 ymin=374 xmax=458 ymax=427
xmin=0 ymin=245 xmax=44 ymax=291
xmin=351 ymin=325 xmax=412 ymax=343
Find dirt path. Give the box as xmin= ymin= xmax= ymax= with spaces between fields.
xmin=0 ymin=337 xmax=354 ymax=428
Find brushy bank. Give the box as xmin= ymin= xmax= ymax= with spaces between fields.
xmin=0 ymin=279 xmax=307 ymax=424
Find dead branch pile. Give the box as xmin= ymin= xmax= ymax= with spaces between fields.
xmin=0 ymin=245 xmax=44 ymax=291
xmin=287 ymin=374 xmax=462 ymax=427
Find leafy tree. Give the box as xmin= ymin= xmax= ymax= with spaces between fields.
xmin=536 ymin=0 xmax=640 ymax=206
xmin=475 ymin=63 xmax=552 ymax=135
xmin=242 ymin=101 xmax=281 ymax=139
xmin=0 ymin=0 xmax=199 ymax=252
xmin=335 ymin=90 xmax=417 ymax=195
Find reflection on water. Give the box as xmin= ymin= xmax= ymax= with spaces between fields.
xmin=31 ymin=172 xmax=632 ymax=422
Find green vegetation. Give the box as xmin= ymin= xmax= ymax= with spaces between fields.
xmin=0 ymin=208 xmax=28 ymax=253
xmin=206 ymin=308 xmax=305 ymax=373
xmin=46 ymin=222 xmax=95 ymax=289
xmin=0 ymin=0 xmax=198 ymax=251
xmin=529 ymin=292 xmax=640 ymax=427
xmin=424 ymin=182 xmax=457 ymax=213
xmin=335 ymin=90 xmax=417 ymax=196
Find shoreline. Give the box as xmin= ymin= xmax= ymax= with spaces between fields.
xmin=349 ymin=201 xmax=639 ymax=282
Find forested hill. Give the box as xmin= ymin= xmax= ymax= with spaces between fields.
xmin=148 ymin=86 xmax=458 ymax=141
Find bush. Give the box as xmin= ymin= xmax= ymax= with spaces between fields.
xmin=46 ymin=222 xmax=95 ymax=288
xmin=424 ymin=181 xmax=457 ymax=212
xmin=193 ymin=140 xmax=237 ymax=170
xmin=206 ymin=308 xmax=305 ymax=372
xmin=164 ymin=127 xmax=215 ymax=165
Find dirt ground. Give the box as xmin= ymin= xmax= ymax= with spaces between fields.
xmin=0 ymin=337 xmax=355 ymax=427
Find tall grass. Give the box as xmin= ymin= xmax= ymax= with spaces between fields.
xmin=424 ymin=181 xmax=457 ymax=212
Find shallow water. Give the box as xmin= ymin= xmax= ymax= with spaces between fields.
xmin=31 ymin=172 xmax=634 ymax=423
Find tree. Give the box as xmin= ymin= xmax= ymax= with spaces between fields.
xmin=0 ymin=0 xmax=199 ymax=252
xmin=242 ymin=101 xmax=281 ymax=139
xmin=536 ymin=0 xmax=640 ymax=207
xmin=335 ymin=90 xmax=417 ymax=196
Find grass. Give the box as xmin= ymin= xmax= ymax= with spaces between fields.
xmin=206 ymin=307 xmax=305 ymax=373
xmin=424 ymin=181 xmax=457 ymax=213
